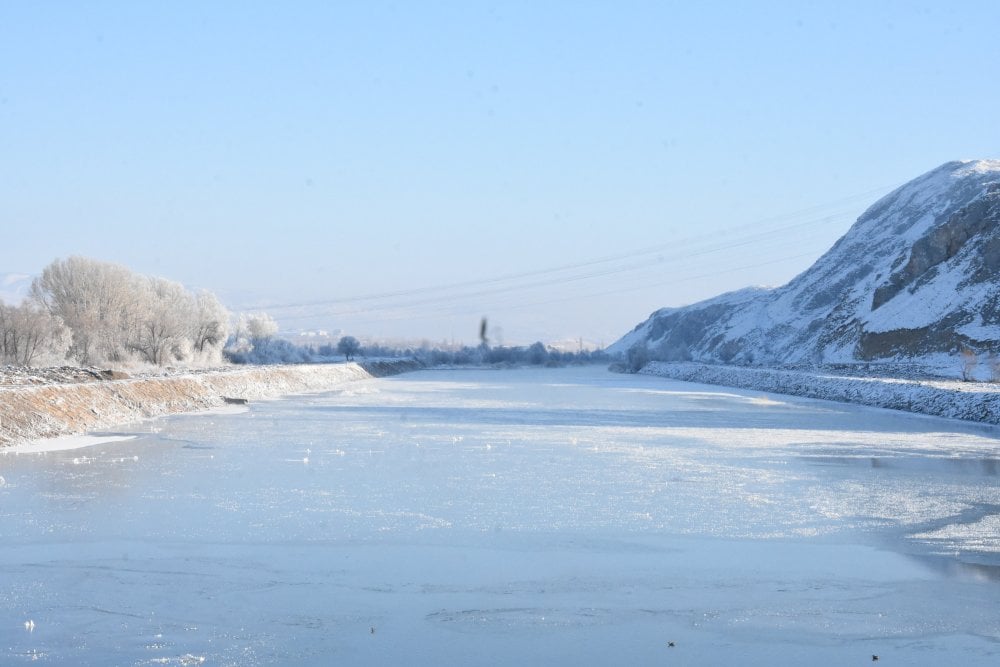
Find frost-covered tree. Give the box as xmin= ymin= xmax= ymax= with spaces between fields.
xmin=228 ymin=312 xmax=277 ymax=352
xmin=245 ymin=312 xmax=279 ymax=343
xmin=0 ymin=303 xmax=71 ymax=366
xmin=337 ymin=335 xmax=361 ymax=361
xmin=960 ymin=347 xmax=978 ymax=381
xmin=131 ymin=277 xmax=196 ymax=366
xmin=192 ymin=291 xmax=230 ymax=356
xmin=224 ymin=312 xmax=310 ymax=364
xmin=30 ymin=256 xmax=137 ymax=364
xmin=29 ymin=256 xmax=230 ymax=367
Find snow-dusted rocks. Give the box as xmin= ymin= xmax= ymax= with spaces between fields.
xmin=640 ymin=361 xmax=1000 ymax=426
xmin=611 ymin=160 xmax=1000 ymax=372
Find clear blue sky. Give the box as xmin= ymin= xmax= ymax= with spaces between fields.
xmin=2 ymin=2 xmax=999 ymax=346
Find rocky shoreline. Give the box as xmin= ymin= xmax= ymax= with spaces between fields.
xmin=640 ymin=361 xmax=1000 ymax=425
xmin=0 ymin=359 xmax=422 ymax=447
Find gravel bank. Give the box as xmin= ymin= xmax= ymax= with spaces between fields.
xmin=0 ymin=359 xmax=421 ymax=447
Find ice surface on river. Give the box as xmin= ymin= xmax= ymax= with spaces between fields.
xmin=1 ymin=367 xmax=999 ymax=664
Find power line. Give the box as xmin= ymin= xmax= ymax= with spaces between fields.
xmin=262 ymin=209 xmax=854 ymax=322
xmin=277 ymin=248 xmax=823 ymax=329
xmin=242 ymin=182 xmax=896 ymax=313
xmin=272 ymin=220 xmax=842 ymax=326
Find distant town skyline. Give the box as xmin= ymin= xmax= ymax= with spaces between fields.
xmin=3 ymin=2 xmax=999 ymax=345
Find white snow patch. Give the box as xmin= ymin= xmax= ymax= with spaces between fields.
xmin=11 ymin=434 xmax=136 ymax=454
xmin=912 ymin=514 xmax=1000 ymax=554
xmin=182 ymin=405 xmax=250 ymax=417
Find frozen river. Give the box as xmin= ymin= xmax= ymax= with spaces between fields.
xmin=2 ymin=366 xmax=1000 ymax=665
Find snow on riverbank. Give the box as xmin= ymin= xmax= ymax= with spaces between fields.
xmin=640 ymin=361 xmax=1000 ymax=425
xmin=0 ymin=359 xmax=421 ymax=447
xmin=7 ymin=434 xmax=137 ymax=454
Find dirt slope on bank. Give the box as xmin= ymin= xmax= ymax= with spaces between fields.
xmin=0 ymin=360 xmax=421 ymax=447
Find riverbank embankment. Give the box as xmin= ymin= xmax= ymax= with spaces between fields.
xmin=0 ymin=359 xmax=422 ymax=447
xmin=640 ymin=361 xmax=1000 ymax=425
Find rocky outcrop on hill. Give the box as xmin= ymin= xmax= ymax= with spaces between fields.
xmin=0 ymin=360 xmax=422 ymax=447
xmin=611 ymin=160 xmax=1000 ymax=372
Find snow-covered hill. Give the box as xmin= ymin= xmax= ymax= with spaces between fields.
xmin=611 ymin=160 xmax=1000 ymax=373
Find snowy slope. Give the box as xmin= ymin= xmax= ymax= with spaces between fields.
xmin=611 ymin=160 xmax=1000 ymax=368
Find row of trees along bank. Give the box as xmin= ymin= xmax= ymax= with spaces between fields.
xmin=2 ymin=256 xmax=610 ymax=369
xmin=1 ymin=257 xmax=336 ymax=368
xmin=1 ymin=257 xmax=231 ymax=367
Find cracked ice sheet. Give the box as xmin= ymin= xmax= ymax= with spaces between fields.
xmin=1 ymin=366 xmax=1000 ymax=665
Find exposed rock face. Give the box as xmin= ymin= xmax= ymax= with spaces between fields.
xmin=610 ymin=160 xmax=1000 ymax=369
xmin=872 ymin=182 xmax=1000 ymax=311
